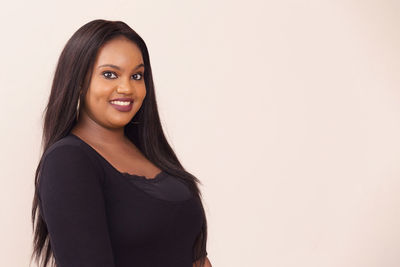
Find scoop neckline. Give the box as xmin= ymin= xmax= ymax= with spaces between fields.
xmin=68 ymin=133 xmax=166 ymax=182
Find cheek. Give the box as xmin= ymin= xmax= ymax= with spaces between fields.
xmin=86 ymin=81 xmax=114 ymax=107
xmin=139 ymin=84 xmax=147 ymax=99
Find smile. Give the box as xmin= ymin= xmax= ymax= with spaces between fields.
xmin=110 ymin=100 xmax=131 ymax=106
xmin=109 ymin=100 xmax=133 ymax=112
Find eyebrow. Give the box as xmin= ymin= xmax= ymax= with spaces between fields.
xmin=97 ymin=63 xmax=145 ymax=71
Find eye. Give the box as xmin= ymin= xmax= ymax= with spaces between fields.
xmin=102 ymin=71 xmax=117 ymax=79
xmin=132 ymin=72 xmax=144 ymax=80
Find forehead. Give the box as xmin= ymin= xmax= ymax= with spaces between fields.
xmin=94 ymin=37 xmax=143 ymax=67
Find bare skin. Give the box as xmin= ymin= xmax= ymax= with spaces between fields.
xmin=71 ymin=36 xmax=212 ymax=265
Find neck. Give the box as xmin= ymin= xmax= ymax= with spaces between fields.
xmin=71 ymin=110 xmax=130 ymax=146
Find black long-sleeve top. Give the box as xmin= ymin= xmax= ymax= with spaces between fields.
xmin=38 ymin=133 xmax=207 ymax=267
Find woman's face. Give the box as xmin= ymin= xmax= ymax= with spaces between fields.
xmin=82 ymin=36 xmax=146 ymax=129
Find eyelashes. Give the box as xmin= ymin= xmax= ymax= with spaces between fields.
xmin=102 ymin=71 xmax=144 ymax=80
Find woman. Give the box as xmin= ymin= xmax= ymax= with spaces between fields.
xmin=31 ymin=19 xmax=211 ymax=267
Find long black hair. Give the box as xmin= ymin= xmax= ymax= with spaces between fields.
xmin=31 ymin=19 xmax=207 ymax=267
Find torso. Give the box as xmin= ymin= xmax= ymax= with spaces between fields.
xmin=40 ymin=133 xmax=205 ymax=266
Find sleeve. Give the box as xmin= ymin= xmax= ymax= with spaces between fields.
xmin=38 ymin=145 xmax=116 ymax=267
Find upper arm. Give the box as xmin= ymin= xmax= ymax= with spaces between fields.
xmin=39 ymin=145 xmax=115 ymax=267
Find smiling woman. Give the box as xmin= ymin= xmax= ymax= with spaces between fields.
xmin=31 ymin=19 xmax=210 ymax=267
xmin=77 ymin=37 xmax=146 ymax=128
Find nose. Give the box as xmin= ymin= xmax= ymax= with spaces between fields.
xmin=116 ymin=77 xmax=134 ymax=94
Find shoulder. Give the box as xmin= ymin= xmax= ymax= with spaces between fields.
xmin=38 ymin=136 xmax=108 ymax=216
xmin=43 ymin=135 xmax=86 ymax=159
xmin=40 ymin=135 xmax=104 ymax=182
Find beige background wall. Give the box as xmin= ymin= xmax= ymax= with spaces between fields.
xmin=1 ymin=0 xmax=399 ymax=266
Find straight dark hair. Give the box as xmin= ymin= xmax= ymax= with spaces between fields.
xmin=31 ymin=19 xmax=207 ymax=267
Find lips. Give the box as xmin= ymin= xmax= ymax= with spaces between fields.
xmin=109 ymin=98 xmax=134 ymax=112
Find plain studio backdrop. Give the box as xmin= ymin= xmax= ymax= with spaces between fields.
xmin=0 ymin=0 xmax=399 ymax=266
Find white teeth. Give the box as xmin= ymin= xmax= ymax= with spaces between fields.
xmin=110 ymin=100 xmax=131 ymax=106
